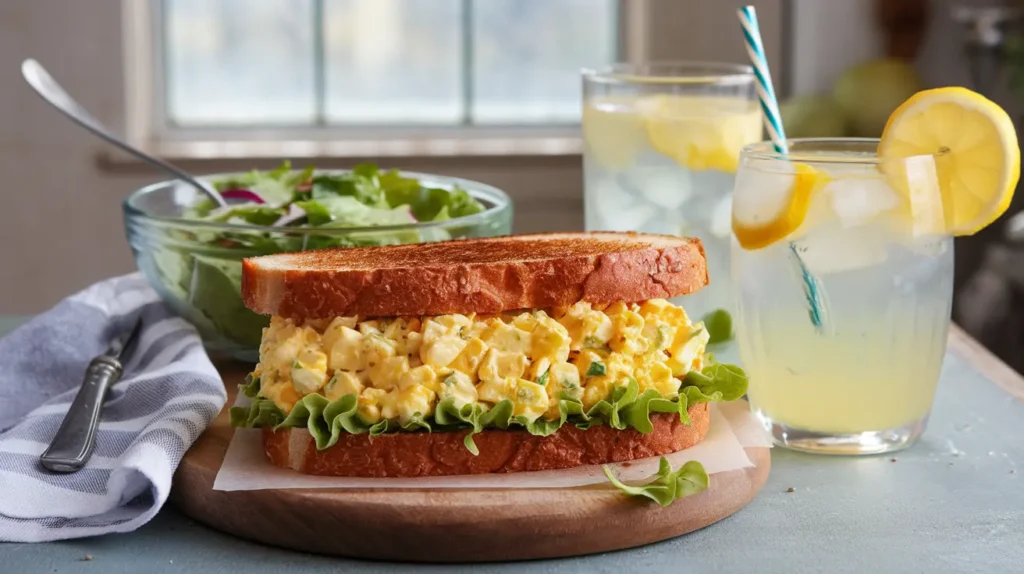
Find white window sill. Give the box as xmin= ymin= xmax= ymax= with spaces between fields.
xmin=96 ymin=134 xmax=584 ymax=170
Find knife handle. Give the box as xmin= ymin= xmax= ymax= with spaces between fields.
xmin=40 ymin=356 xmax=123 ymax=473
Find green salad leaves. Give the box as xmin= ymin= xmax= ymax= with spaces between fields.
xmin=187 ymin=161 xmax=484 ymax=232
xmin=159 ymin=162 xmax=489 ymax=357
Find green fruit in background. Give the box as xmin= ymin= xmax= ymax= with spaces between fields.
xmin=832 ymin=58 xmax=922 ymax=137
xmin=780 ymin=95 xmax=848 ymax=137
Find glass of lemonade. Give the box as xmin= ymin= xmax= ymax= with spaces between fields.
xmin=731 ymin=138 xmax=954 ymax=455
xmin=582 ymin=63 xmax=761 ymax=317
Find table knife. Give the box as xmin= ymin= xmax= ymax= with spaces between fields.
xmin=40 ymin=318 xmax=143 ymax=473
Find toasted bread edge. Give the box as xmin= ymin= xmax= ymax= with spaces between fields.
xmin=241 ymin=234 xmax=709 ymax=318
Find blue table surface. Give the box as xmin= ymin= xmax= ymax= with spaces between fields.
xmin=2 ymin=317 xmax=1024 ymax=573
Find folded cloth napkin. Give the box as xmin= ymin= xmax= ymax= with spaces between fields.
xmin=0 ymin=273 xmax=226 ymax=542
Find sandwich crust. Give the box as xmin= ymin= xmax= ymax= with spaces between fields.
xmin=262 ymin=404 xmax=710 ymax=477
xmin=241 ymin=232 xmax=708 ymax=319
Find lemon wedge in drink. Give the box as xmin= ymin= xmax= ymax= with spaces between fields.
xmin=878 ymin=87 xmax=1020 ymax=236
xmin=731 ymin=162 xmax=830 ymax=250
xmin=643 ymin=95 xmax=762 ymax=173
xmin=583 ymin=95 xmax=762 ymax=172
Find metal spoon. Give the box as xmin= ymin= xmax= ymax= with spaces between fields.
xmin=21 ymin=58 xmax=228 ymax=208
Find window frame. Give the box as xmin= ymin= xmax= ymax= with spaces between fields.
xmin=122 ymin=0 xmax=636 ymax=159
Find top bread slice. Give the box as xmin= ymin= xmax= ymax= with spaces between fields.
xmin=241 ymin=232 xmax=708 ymax=319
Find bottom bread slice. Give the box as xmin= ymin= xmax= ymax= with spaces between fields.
xmin=262 ymin=403 xmax=710 ymax=477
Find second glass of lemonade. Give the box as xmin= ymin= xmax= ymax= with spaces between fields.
xmin=582 ymin=63 xmax=760 ymax=317
xmin=731 ymin=139 xmax=954 ymax=454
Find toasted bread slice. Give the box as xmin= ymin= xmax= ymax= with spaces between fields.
xmin=263 ymin=404 xmax=709 ymax=477
xmin=242 ymin=232 xmax=707 ymax=319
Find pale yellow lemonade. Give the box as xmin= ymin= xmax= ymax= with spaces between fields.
xmin=583 ymin=92 xmax=761 ymax=317
xmin=732 ymin=153 xmax=953 ymax=435
xmin=729 ymin=87 xmax=1020 ymax=453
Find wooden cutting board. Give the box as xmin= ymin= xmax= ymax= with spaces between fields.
xmin=170 ymin=363 xmax=771 ymax=563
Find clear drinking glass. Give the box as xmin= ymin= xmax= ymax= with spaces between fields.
xmin=582 ymin=62 xmax=760 ymax=318
xmin=731 ymin=138 xmax=954 ymax=455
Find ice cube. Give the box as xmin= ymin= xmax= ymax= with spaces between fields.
xmin=731 ymin=160 xmax=799 ymax=226
xmin=825 ymin=177 xmax=901 ymax=229
xmin=708 ymin=193 xmax=734 ymax=239
xmin=592 ymin=179 xmax=656 ymax=231
xmin=617 ymin=159 xmax=693 ymax=210
xmin=894 ymin=252 xmax=947 ymax=295
xmin=794 ymin=222 xmax=890 ymax=276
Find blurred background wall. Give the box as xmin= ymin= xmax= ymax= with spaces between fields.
xmin=0 ymin=0 xmax=1017 ymax=319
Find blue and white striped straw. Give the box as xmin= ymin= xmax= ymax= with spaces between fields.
xmin=738 ymin=5 xmax=829 ymax=332
xmin=738 ymin=6 xmax=788 ymax=154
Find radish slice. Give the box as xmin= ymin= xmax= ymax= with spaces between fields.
xmin=220 ymin=189 xmax=266 ymax=204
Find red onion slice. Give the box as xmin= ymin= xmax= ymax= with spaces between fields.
xmin=220 ymin=189 xmax=266 ymax=204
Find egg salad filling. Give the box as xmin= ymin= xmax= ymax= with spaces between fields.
xmin=231 ymin=299 xmax=748 ymax=453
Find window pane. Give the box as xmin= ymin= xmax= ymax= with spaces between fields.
xmin=472 ymin=0 xmax=617 ymax=125
xmin=323 ymin=0 xmax=462 ymax=124
xmin=163 ymin=0 xmax=316 ymax=126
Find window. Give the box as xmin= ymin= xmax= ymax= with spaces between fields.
xmin=158 ymin=0 xmax=619 ymax=130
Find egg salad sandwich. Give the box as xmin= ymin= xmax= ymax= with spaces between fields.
xmin=230 ymin=232 xmax=747 ymax=497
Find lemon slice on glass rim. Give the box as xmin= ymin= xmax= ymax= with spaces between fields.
xmin=878 ymin=86 xmax=1020 ymax=236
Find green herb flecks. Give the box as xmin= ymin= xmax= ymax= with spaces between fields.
xmin=537 ymin=368 xmax=550 ymax=386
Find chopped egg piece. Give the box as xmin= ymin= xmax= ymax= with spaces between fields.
xmin=324 ymin=370 xmax=364 ymax=401
xmin=290 ymin=348 xmax=328 ymax=395
xmin=513 ymin=380 xmax=548 ymax=422
xmin=439 ymin=371 xmax=478 ymax=408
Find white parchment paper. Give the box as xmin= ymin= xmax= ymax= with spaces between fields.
xmin=719 ymin=399 xmax=773 ymax=448
xmin=213 ymin=399 xmax=767 ymax=491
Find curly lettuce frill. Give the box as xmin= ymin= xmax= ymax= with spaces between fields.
xmin=229 ymin=362 xmax=748 ymax=456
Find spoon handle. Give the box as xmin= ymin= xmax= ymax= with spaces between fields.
xmin=20 ymin=58 xmax=227 ymax=208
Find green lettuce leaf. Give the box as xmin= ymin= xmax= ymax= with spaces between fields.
xmin=444 ymin=187 xmax=485 ymax=218
xmin=683 ymin=363 xmax=748 ymax=402
xmin=213 ymin=160 xmax=298 ymax=206
xmin=379 ymin=168 xmax=484 ymax=221
xmin=202 ymin=205 xmax=283 ymax=226
xmin=239 ymin=373 xmax=261 ymax=398
xmin=230 ymin=362 xmax=749 ymax=455
xmin=293 ymin=200 xmax=334 ymax=226
xmin=310 ymin=165 xmax=388 ymax=208
xmin=602 ymin=458 xmax=710 ymax=506
xmin=188 ymin=256 xmax=267 ymax=348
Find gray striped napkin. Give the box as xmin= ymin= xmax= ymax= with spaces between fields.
xmin=0 ymin=273 xmax=225 ymax=542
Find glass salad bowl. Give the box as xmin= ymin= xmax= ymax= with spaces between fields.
xmin=123 ymin=166 xmax=513 ymax=362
